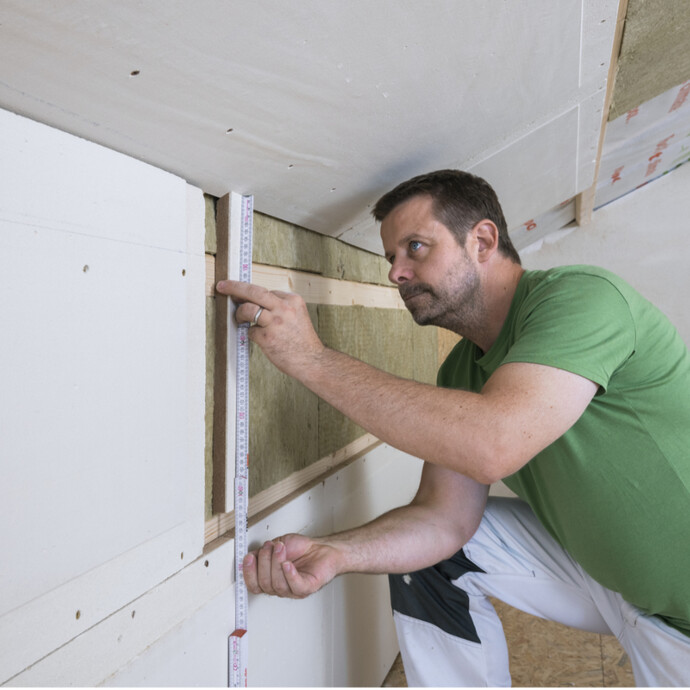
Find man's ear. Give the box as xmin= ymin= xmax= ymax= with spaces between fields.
xmin=472 ymin=220 xmax=500 ymax=263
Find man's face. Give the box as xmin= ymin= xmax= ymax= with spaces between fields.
xmin=380 ymin=195 xmax=482 ymax=330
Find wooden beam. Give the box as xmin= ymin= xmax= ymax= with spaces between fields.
xmin=575 ymin=0 xmax=630 ymax=226
xmin=206 ymin=254 xmax=405 ymax=308
xmin=204 ymin=433 xmax=381 ymax=543
xmin=211 ymin=193 xmax=243 ymax=514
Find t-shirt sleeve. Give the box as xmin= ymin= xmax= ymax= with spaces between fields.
xmin=501 ymin=272 xmax=636 ymax=392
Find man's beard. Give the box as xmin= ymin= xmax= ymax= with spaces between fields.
xmin=399 ymin=264 xmax=483 ymax=333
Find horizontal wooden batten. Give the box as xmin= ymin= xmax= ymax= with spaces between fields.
xmin=205 ymin=254 xmax=404 ymax=309
xmin=205 ymin=433 xmax=381 ymax=544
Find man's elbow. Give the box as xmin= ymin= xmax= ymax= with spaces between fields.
xmin=465 ymin=443 xmax=532 ymax=485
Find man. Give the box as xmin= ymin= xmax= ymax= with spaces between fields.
xmin=216 ymin=170 xmax=690 ymax=686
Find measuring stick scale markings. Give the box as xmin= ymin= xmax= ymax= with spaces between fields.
xmin=229 ymin=194 xmax=253 ymax=688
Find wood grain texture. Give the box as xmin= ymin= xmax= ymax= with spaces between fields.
xmin=205 ymin=253 xmax=404 ymax=308
xmin=382 ymin=600 xmax=636 ymax=687
xmin=212 ymin=193 xmax=235 ymax=513
xmin=576 ymin=0 xmax=630 ymax=225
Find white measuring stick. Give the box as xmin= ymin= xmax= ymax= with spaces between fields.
xmin=229 ymin=194 xmax=253 ymax=688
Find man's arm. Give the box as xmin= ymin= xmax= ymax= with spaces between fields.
xmin=217 ymin=280 xmax=599 ymax=483
xmin=243 ymin=463 xmax=489 ymax=598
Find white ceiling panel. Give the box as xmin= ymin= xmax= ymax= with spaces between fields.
xmin=0 ymin=0 xmax=619 ymax=252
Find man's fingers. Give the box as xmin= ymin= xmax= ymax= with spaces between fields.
xmin=235 ymin=301 xmax=270 ymax=326
xmin=216 ymin=279 xmax=283 ymax=310
xmin=281 ymin=561 xmax=316 ymax=599
xmin=242 ymin=552 xmax=262 ymax=594
xmin=246 ymin=540 xmax=296 ymax=597
xmin=256 ymin=540 xmax=277 ymax=593
xmin=269 ymin=541 xmax=293 ymax=596
xmin=243 ymin=536 xmax=328 ymax=599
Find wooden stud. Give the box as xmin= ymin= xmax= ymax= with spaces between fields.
xmin=212 ymin=193 xmax=243 ymax=514
xmin=576 ymin=0 xmax=630 ymax=226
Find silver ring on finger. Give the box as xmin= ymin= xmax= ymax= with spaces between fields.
xmin=249 ymin=306 xmax=265 ymax=327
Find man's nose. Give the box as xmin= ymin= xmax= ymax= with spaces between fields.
xmin=388 ymin=259 xmax=414 ymax=285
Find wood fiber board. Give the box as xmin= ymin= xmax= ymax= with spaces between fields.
xmin=204 ymin=296 xmax=216 ymax=518
xmin=253 ymin=212 xmax=391 ymax=285
xmin=248 ymin=304 xmax=320 ymax=497
xmin=609 ymin=0 xmax=690 ymax=119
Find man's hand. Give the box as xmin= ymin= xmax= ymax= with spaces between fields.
xmin=242 ymin=467 xmax=489 ymax=599
xmin=243 ymin=533 xmax=340 ymax=599
xmin=216 ymin=280 xmax=325 ymax=379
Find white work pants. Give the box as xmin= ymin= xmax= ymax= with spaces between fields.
xmin=389 ymin=497 xmax=690 ymax=687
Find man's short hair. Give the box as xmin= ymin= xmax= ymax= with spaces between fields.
xmin=372 ymin=169 xmax=521 ymax=264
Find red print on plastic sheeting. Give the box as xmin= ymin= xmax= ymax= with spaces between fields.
xmin=611 ymin=166 xmax=624 ymax=184
xmin=626 ymin=107 xmax=639 ymax=123
xmin=669 ymin=82 xmax=690 ymax=113
xmin=646 ymin=135 xmax=675 ymax=177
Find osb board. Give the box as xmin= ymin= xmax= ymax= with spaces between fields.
xmin=601 ymin=633 xmax=636 ymax=686
xmin=491 ymin=598 xmax=635 ymax=687
xmin=609 ymin=0 xmax=690 ymax=119
xmin=253 ymin=212 xmax=391 ymax=285
xmin=382 ymin=601 xmax=635 ymax=687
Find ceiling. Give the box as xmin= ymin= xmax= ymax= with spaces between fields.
xmin=0 ymin=1 xmax=688 ymax=255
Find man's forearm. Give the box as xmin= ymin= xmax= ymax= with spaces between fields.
xmin=243 ymin=463 xmax=488 ymax=598
xmin=296 ymin=346 xmax=491 ymax=481
xmin=218 ymin=280 xmax=598 ymax=484
xmin=318 ymin=466 xmax=488 ymax=577
xmin=318 ymin=504 xmax=467 ymax=576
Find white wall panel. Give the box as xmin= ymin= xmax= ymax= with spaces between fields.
xmin=0 ymin=109 xmax=206 ymax=683
xmin=11 ymin=446 xmax=423 ymax=687
xmin=521 ymin=162 xmax=690 ymax=344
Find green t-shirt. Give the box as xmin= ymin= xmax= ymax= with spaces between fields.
xmin=437 ymin=265 xmax=690 ymax=636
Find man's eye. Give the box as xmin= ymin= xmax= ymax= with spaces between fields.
xmin=409 ymin=240 xmax=423 ymax=253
